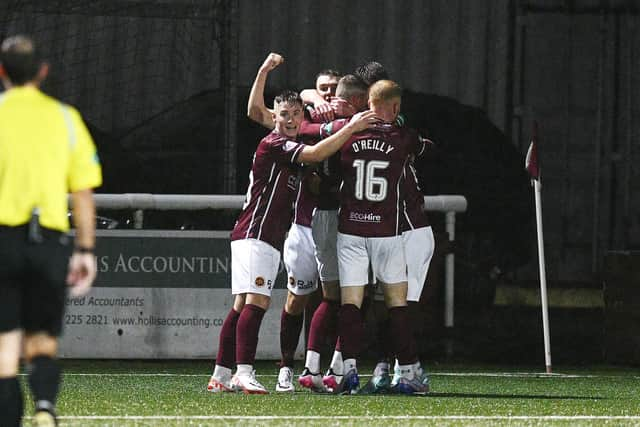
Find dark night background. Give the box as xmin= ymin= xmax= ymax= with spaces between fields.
xmin=2 ymin=0 xmax=639 ymax=364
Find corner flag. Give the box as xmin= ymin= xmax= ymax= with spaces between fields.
xmin=526 ymin=120 xmax=552 ymax=374
xmin=525 ymin=122 xmax=540 ymax=180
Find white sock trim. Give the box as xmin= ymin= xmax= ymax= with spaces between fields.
xmin=305 ymin=350 xmax=321 ymax=373
xmin=343 ymin=358 xmax=357 ymax=373
xmin=236 ymin=364 xmax=253 ymax=376
xmin=329 ymin=350 xmax=344 ymax=375
xmin=212 ymin=365 xmax=232 ymax=381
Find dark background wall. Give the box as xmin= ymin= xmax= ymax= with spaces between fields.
xmin=2 ymin=0 xmax=639 ymax=362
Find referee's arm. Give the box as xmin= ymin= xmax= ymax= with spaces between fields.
xmin=70 ymin=188 xmax=96 ymax=251
xmin=66 ymin=188 xmax=97 ymax=296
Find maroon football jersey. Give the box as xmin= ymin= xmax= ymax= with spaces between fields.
xmin=299 ymin=118 xmax=350 ymax=210
xmin=401 ymin=161 xmax=430 ymax=231
xmin=338 ymin=124 xmax=424 ymax=237
xmin=231 ymin=131 xmax=305 ymax=250
xmin=293 ymin=173 xmax=316 ymax=227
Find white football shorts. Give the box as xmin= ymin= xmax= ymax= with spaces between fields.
xmin=283 ymin=223 xmax=319 ymax=295
xmin=403 ymin=226 xmax=435 ymax=302
xmin=311 ymin=209 xmax=339 ymax=283
xmin=337 ymin=232 xmax=407 ymax=287
xmin=231 ymin=238 xmax=281 ymax=297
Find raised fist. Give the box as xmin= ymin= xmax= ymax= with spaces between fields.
xmin=261 ymin=53 xmax=284 ymax=72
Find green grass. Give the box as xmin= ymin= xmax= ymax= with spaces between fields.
xmin=19 ymin=361 xmax=640 ymax=426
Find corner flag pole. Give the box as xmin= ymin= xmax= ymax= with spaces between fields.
xmin=526 ymin=121 xmax=552 ymax=374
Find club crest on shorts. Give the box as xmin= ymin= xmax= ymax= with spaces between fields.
xmin=255 ymin=276 xmax=265 ymax=287
xmin=289 ymin=276 xmax=295 ymax=285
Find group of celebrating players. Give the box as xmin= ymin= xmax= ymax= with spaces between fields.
xmin=206 ymin=53 xmax=435 ymax=395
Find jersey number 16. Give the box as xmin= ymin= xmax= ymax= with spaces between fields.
xmin=352 ymin=159 xmax=390 ymax=202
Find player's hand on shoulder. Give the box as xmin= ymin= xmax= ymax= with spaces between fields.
xmin=66 ymin=252 xmax=97 ymax=297
xmin=331 ymin=97 xmax=356 ymax=118
xmin=347 ymin=110 xmax=379 ymax=132
xmin=261 ymin=53 xmax=284 ymax=72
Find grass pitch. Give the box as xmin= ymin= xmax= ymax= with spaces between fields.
xmin=19 ymin=360 xmax=640 ymax=426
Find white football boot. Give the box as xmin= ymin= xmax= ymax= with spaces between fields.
xmin=275 ymin=366 xmax=295 ymax=392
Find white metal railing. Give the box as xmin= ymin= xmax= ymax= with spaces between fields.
xmin=87 ymin=193 xmax=467 ymax=327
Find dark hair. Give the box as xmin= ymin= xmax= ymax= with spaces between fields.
xmin=315 ymin=69 xmax=341 ymax=81
xmin=354 ymin=61 xmax=389 ymax=86
xmin=274 ymin=89 xmax=303 ymax=107
xmin=0 ymin=35 xmax=41 ymax=85
xmin=335 ymin=74 xmax=368 ymax=99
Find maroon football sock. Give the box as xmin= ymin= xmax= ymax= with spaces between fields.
xmin=307 ymin=299 xmax=339 ymax=353
xmin=338 ymin=304 xmax=364 ymax=360
xmin=334 ymin=336 xmax=341 ymax=352
xmin=215 ymin=308 xmax=240 ymax=369
xmin=372 ymin=317 xmax=393 ymax=362
xmin=389 ymin=306 xmax=418 ymax=365
xmin=236 ymin=304 xmax=266 ymax=365
xmin=280 ymin=309 xmax=303 ymax=368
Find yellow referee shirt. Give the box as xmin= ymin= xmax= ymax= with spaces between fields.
xmin=0 ymin=86 xmax=102 ymax=232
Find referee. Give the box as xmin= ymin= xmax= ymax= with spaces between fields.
xmin=0 ymin=35 xmax=102 ymax=426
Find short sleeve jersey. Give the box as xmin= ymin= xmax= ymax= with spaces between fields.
xmin=339 ymin=123 xmax=423 ymax=237
xmin=231 ymin=131 xmax=305 ymax=251
xmin=0 ymin=86 xmax=102 ymax=232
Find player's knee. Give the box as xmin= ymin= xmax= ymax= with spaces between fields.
xmin=340 ymin=286 xmax=365 ymax=308
xmin=321 ymin=280 xmax=340 ymax=301
xmin=383 ymin=282 xmax=408 ymax=308
xmin=23 ymin=333 xmax=57 ymax=362
xmin=233 ymin=294 xmax=247 ymax=312
xmin=285 ymin=292 xmax=309 ymax=315
xmin=246 ymin=293 xmax=271 ymax=310
xmin=0 ymin=352 xmax=20 ymax=377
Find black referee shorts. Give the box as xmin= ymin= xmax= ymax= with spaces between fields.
xmin=0 ymin=224 xmax=72 ymax=336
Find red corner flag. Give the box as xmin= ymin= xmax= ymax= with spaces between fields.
xmin=525 ymin=121 xmax=540 ymax=180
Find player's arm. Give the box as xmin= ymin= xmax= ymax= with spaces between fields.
xmin=300 ymin=89 xmax=327 ymax=106
xmin=65 ymin=107 xmax=102 ymax=296
xmin=299 ymin=118 xmax=349 ymax=139
xmin=301 ymin=89 xmax=335 ymax=122
xmin=297 ymin=110 xmax=378 ymax=164
xmin=247 ymin=53 xmax=283 ymax=129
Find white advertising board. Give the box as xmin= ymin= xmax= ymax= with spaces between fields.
xmin=59 ymin=230 xmax=301 ymax=359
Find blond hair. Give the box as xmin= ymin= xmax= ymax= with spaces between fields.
xmin=368 ymin=79 xmax=402 ymax=104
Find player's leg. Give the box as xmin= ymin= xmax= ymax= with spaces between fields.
xmin=277 ymin=292 xmax=307 ymax=392
xmin=300 ymin=280 xmax=339 ymax=392
xmin=0 ymin=227 xmax=27 ymax=426
xmin=23 ymin=333 xmax=60 ymax=427
xmin=358 ymin=285 xmax=393 ymax=394
xmin=0 ymin=331 xmax=23 ymax=427
xmin=22 ymin=229 xmax=71 ymax=426
xmin=303 ymin=211 xmax=342 ymax=391
xmin=338 ymin=285 xmax=366 ymax=394
xmin=384 ymin=281 xmax=429 ymax=394
xmin=208 ymin=293 xmax=244 ymax=393
xmin=370 ymin=235 xmax=428 ymax=394
xmin=388 ymin=226 xmax=433 ymax=394
xmin=209 ymin=239 xmax=253 ymax=392
xmin=335 ymin=232 xmax=369 ymax=394
xmin=232 ymin=291 xmax=271 ymax=394
xmin=280 ymin=225 xmax=317 ymax=392
xmin=404 ymin=226 xmax=435 ymax=303
xmin=230 ymin=239 xmax=280 ymax=394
